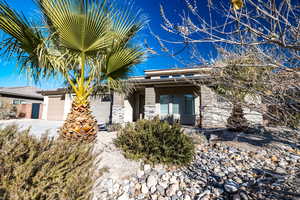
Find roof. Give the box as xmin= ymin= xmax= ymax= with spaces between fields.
xmin=144 ymin=66 xmax=211 ymax=76
xmin=40 ymin=76 xmax=211 ymax=96
xmin=0 ymin=86 xmax=43 ymax=100
xmin=38 ymin=88 xmax=68 ymax=96
xmin=144 ymin=66 xmax=210 ymax=72
xmin=129 ymin=75 xmax=211 ymax=87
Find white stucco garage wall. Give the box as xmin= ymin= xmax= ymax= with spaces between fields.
xmin=42 ymin=96 xmax=49 ymax=120
xmin=124 ymin=99 xmax=133 ymax=123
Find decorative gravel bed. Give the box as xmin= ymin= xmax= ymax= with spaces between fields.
xmin=2 ymin=120 xmax=298 ymax=199
xmin=94 ymin=130 xmax=300 ymax=200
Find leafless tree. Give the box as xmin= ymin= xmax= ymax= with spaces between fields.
xmin=210 ymin=46 xmax=299 ymax=129
xmin=158 ymin=0 xmax=299 ymax=68
xmin=155 ymin=0 xmax=300 ymax=129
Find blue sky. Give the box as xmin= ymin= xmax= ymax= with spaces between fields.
xmin=0 ymin=0 xmax=213 ymax=89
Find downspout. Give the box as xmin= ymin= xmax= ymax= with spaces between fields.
xmin=109 ymin=90 xmax=114 ymax=124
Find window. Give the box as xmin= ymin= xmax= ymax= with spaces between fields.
xmin=160 ymin=94 xmax=196 ymax=116
xmin=12 ymin=99 xmax=25 ymax=105
xmin=172 ymin=74 xmax=181 ymax=78
xmin=160 ymin=95 xmax=169 ymax=114
xmin=184 ymin=95 xmax=195 ymax=115
xmin=160 ymin=75 xmax=169 ymax=79
xmin=172 ymin=96 xmax=180 ymax=114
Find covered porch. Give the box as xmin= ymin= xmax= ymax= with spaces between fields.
xmin=112 ymin=76 xmax=205 ymax=126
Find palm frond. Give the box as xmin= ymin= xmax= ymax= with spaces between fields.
xmin=107 ymin=78 xmax=135 ymax=94
xmin=109 ymin=1 xmax=147 ymax=47
xmin=0 ymin=0 xmax=56 ymax=82
xmin=103 ymin=47 xmax=145 ymax=79
xmin=37 ymin=0 xmax=113 ymax=54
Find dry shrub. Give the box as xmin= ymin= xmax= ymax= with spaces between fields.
xmin=0 ymin=125 xmax=97 ymax=200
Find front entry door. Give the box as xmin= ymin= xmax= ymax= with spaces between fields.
xmin=181 ymin=95 xmax=195 ymax=125
xmin=31 ymin=103 xmax=40 ymax=119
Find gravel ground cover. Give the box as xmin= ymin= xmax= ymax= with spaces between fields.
xmin=1 ymin=120 xmax=298 ymax=200
xmin=95 ymin=128 xmax=300 ymax=200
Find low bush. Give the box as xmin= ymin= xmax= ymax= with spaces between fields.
xmin=0 ymin=125 xmax=97 ymax=200
xmin=114 ymin=118 xmax=195 ymax=166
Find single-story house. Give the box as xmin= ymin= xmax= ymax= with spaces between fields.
xmin=0 ymin=86 xmax=43 ymax=119
xmin=39 ymin=67 xmax=263 ymax=127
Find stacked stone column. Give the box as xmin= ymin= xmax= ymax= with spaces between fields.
xmin=144 ymin=87 xmax=156 ymax=120
xmin=112 ymin=92 xmax=124 ymax=124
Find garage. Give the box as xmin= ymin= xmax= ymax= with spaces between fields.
xmin=47 ymin=96 xmax=65 ymax=121
xmin=39 ymin=88 xmax=112 ymax=122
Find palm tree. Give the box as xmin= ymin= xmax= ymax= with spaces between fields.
xmin=0 ymin=0 xmax=145 ymax=141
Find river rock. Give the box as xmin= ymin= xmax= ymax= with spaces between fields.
xmin=166 ymin=183 xmax=179 ymax=196
xmin=147 ymin=175 xmax=158 ymax=188
xmin=141 ymin=183 xmax=149 ymax=194
xmin=117 ymin=193 xmax=129 ymax=200
xmin=224 ymin=180 xmax=239 ymax=193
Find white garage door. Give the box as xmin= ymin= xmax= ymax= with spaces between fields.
xmin=90 ymin=97 xmax=111 ymax=123
xmin=47 ymin=96 xmax=65 ymax=121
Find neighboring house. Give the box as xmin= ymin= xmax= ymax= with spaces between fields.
xmin=40 ymin=67 xmax=263 ymax=127
xmin=0 ymin=86 xmax=44 ymax=119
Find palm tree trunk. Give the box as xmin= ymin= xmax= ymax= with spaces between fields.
xmin=60 ymin=98 xmax=97 ymax=141
xmin=60 ymin=52 xmax=98 ymax=141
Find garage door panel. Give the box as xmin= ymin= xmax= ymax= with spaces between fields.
xmin=47 ymin=96 xmax=64 ymax=121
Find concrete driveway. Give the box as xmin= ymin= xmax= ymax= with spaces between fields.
xmin=0 ymin=119 xmax=63 ymax=138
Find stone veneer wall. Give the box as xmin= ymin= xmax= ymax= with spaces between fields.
xmin=201 ymin=86 xmax=263 ymax=128
xmin=144 ymin=105 xmax=156 ymax=120
xmin=144 ymin=87 xmax=156 ymax=120
xmin=201 ymin=86 xmax=232 ymax=128
xmin=243 ymin=95 xmax=264 ymax=125
xmin=112 ymin=105 xmax=124 ymax=124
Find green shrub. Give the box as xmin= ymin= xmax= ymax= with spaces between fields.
xmin=114 ymin=118 xmax=195 ymax=166
xmin=0 ymin=125 xmax=97 ymax=200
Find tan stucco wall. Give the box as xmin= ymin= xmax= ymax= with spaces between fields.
xmin=155 ymin=86 xmax=200 ymax=103
xmin=44 ymin=94 xmax=111 ymax=123
xmin=0 ymin=96 xmax=43 ymax=119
